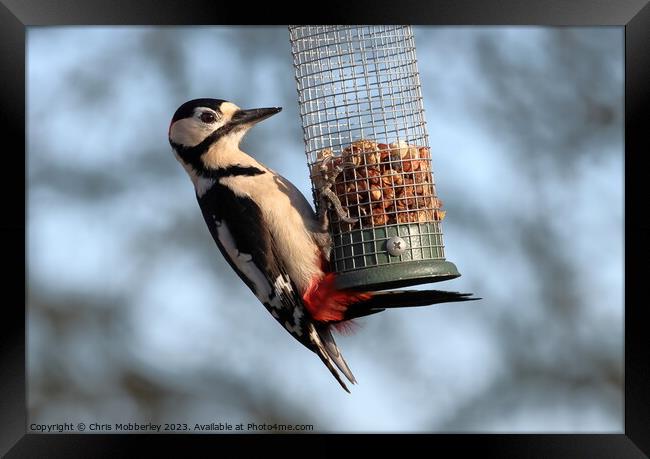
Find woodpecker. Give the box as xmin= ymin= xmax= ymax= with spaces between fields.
xmin=169 ymin=98 xmax=475 ymax=392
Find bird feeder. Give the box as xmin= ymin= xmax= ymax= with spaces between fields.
xmin=289 ymin=25 xmax=460 ymax=291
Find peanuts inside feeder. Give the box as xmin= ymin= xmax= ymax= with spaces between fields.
xmin=289 ymin=25 xmax=461 ymax=291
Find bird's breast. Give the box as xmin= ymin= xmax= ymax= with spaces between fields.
xmin=219 ymin=172 xmax=323 ymax=292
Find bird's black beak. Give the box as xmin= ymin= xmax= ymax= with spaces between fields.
xmin=231 ymin=107 xmax=282 ymax=126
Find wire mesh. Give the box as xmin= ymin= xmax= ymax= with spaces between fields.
xmin=289 ymin=25 xmax=449 ymax=279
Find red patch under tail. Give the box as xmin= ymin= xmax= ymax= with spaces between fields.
xmin=302 ymin=273 xmax=372 ymax=323
xmin=331 ymin=320 xmax=361 ymax=335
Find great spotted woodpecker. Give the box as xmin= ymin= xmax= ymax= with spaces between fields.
xmin=169 ymin=98 xmax=475 ymax=392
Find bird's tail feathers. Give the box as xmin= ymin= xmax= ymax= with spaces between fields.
xmin=316 ymin=323 xmax=357 ymax=384
xmin=340 ymin=289 xmax=479 ymax=321
xmin=308 ymin=323 xmax=356 ymax=392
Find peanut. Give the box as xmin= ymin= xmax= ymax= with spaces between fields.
xmin=389 ymin=140 xmax=410 ymax=160
xmin=369 ymin=185 xmax=382 ymax=201
xmin=318 ymin=139 xmax=445 ymax=228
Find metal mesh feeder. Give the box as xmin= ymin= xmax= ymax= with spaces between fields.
xmin=289 ymin=25 xmax=460 ymax=291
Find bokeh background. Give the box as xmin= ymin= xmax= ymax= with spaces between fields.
xmin=27 ymin=26 xmax=623 ymax=432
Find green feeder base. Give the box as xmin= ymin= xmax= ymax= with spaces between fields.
xmin=334 ymin=259 xmax=461 ymax=291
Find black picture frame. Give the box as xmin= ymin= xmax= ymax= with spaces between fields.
xmin=1 ymin=1 xmax=648 ymax=457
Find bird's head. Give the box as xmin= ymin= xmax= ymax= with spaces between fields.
xmin=169 ymin=98 xmax=281 ymax=175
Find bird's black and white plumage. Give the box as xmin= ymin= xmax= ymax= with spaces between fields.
xmin=169 ymin=98 xmax=476 ymax=392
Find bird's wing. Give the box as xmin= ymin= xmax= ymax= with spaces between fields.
xmin=196 ymin=181 xmax=354 ymax=391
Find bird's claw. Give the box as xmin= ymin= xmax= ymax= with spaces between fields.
xmin=319 ymin=188 xmax=358 ymax=225
xmin=317 ymin=157 xmax=359 ymax=225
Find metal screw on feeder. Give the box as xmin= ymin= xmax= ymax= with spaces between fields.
xmin=386 ymin=236 xmax=407 ymax=257
xmin=289 ymin=25 xmax=461 ymax=291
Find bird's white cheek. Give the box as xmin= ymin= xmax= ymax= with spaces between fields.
xmin=170 ymin=118 xmax=213 ymax=147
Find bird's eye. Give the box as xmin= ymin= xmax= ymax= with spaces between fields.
xmin=200 ymin=112 xmax=216 ymax=123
